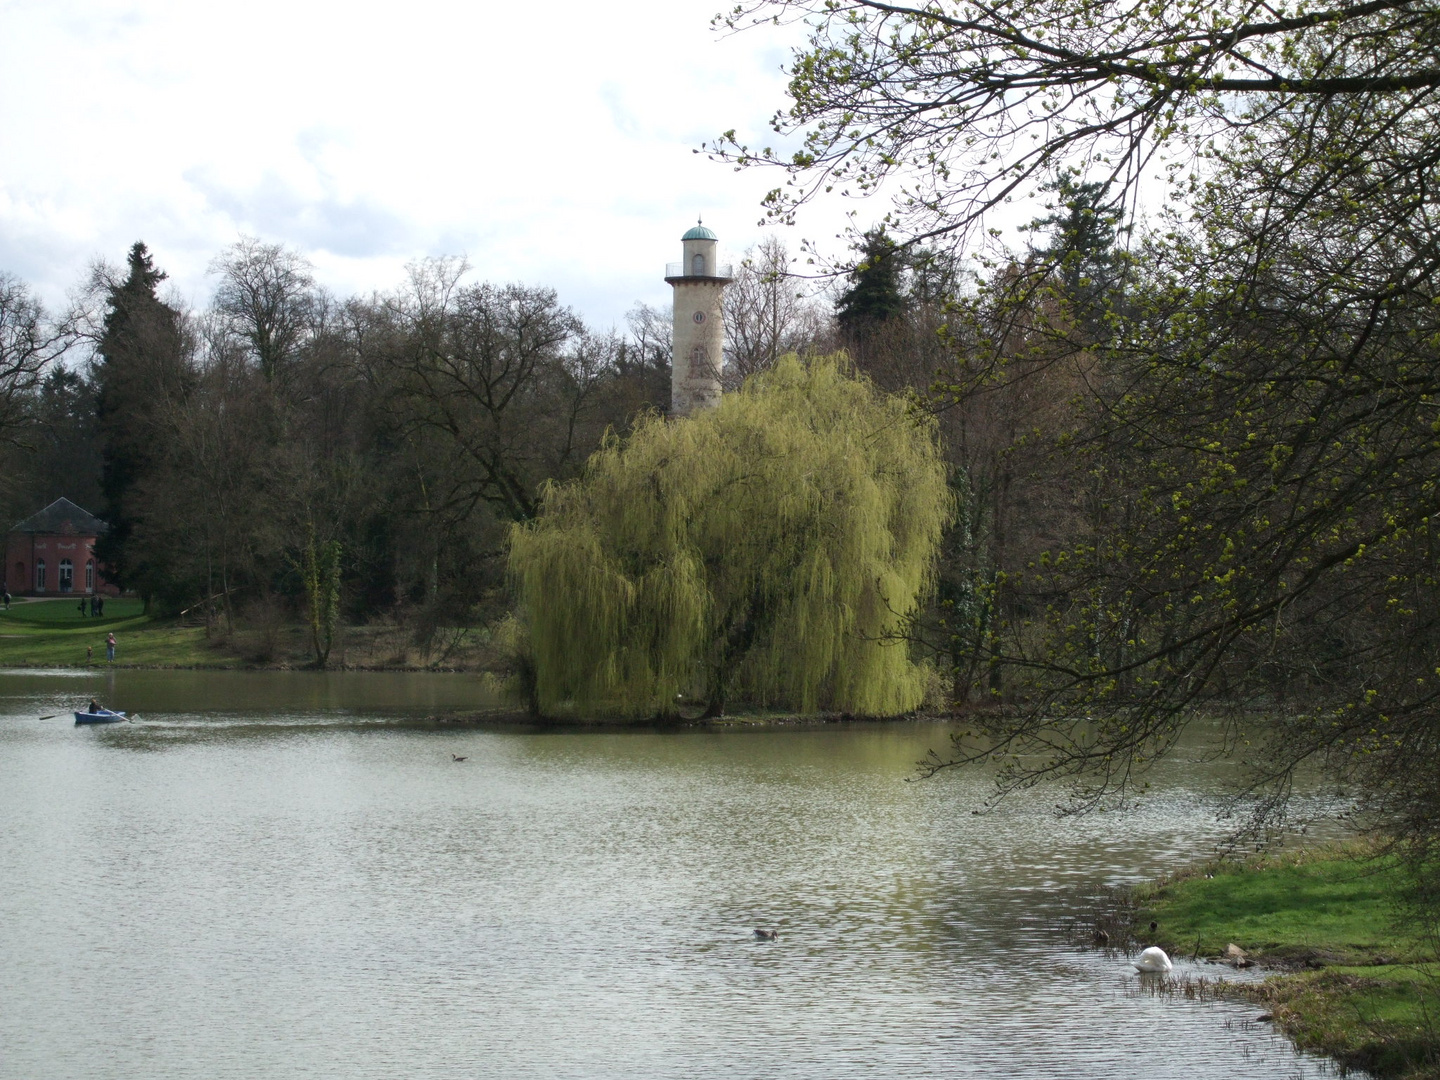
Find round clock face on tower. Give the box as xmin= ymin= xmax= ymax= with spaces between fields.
xmin=692 ymin=311 xmax=706 ymax=324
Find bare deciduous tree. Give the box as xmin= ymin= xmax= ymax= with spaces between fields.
xmin=723 ymin=235 xmax=827 ymax=387
xmin=624 ymin=302 xmax=671 ymax=368
xmin=210 ymin=236 xmax=318 ymax=384
xmin=0 ymin=272 xmax=72 ymax=444
xmin=379 ymin=262 xmax=594 ymax=524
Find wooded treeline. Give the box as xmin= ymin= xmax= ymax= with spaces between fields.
xmin=0 ymin=235 xmax=852 ymax=640
xmin=0 ymin=206 xmax=1104 ymax=675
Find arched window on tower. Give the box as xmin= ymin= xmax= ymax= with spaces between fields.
xmin=692 ymin=252 xmax=705 ymax=275
xmin=36 ymin=559 xmax=46 ymax=592
xmin=691 ymin=344 xmax=718 ymax=378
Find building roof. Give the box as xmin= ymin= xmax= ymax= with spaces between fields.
xmin=682 ymin=223 xmax=718 ymax=241
xmin=11 ymin=498 xmax=109 ymax=536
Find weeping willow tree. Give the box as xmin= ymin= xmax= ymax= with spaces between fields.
xmin=509 ymin=354 xmax=952 ymax=718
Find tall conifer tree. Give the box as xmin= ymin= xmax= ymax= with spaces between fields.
xmin=834 ymin=229 xmax=906 ymax=335
xmin=94 ymin=242 xmax=191 ymax=601
xmin=1030 ymin=175 xmax=1122 ymax=332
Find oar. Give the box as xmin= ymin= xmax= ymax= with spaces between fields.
xmin=39 ymin=714 xmax=60 ymax=720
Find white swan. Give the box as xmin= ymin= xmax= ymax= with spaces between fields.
xmin=1134 ymin=946 xmax=1173 ymax=973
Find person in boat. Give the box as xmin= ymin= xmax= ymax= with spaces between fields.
xmin=88 ymin=698 xmax=100 ymax=714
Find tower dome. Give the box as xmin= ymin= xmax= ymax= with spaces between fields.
xmin=681 ymin=223 xmax=718 ymax=241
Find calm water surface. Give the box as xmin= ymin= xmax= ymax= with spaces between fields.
xmin=0 ymin=669 xmax=1351 ymax=1078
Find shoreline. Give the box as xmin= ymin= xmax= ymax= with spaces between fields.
xmin=1116 ymin=844 xmax=1438 ymax=1079
xmin=0 ymin=660 xmax=956 ymax=730
xmin=0 ymin=600 xmax=506 ymax=672
xmin=418 ymin=708 xmax=954 ymax=729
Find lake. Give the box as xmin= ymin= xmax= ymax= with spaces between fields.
xmin=0 ymin=669 xmax=1352 ymax=1078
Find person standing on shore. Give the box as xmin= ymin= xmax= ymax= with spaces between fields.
xmin=106 ymin=632 xmax=116 ymax=664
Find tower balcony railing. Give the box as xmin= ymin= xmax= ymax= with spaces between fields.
xmin=665 ymin=262 xmax=734 ymax=280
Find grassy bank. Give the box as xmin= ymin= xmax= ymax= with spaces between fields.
xmin=0 ymin=598 xmax=499 ymax=671
xmin=1135 ymin=844 xmax=1439 ymax=1078
xmin=0 ymin=597 xmax=172 ymax=667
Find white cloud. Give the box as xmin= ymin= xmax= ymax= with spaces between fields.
xmin=0 ymin=0 xmax=848 ymax=326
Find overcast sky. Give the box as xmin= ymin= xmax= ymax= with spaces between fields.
xmin=0 ymin=0 xmax=860 ymax=329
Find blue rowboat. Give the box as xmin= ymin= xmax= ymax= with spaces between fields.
xmin=74 ymin=710 xmax=127 ymax=724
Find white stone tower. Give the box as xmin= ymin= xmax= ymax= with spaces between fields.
xmin=665 ymin=220 xmax=731 ymax=416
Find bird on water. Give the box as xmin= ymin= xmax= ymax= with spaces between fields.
xmin=754 ymin=928 xmax=779 ymax=941
xmin=451 ymin=754 xmax=469 ymax=762
xmin=1134 ymin=946 xmax=1173 ymax=973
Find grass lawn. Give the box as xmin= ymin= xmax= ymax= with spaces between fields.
xmin=1249 ymin=966 xmax=1440 ymax=1079
xmin=0 ymin=596 xmax=146 ymax=626
xmin=1140 ymin=845 xmax=1419 ymax=962
xmin=0 ymin=598 xmax=238 ymax=668
xmin=0 ymin=598 xmax=501 ymax=671
xmin=1136 ymin=845 xmax=1439 ymax=1078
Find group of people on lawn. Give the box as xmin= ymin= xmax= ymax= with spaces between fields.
xmin=76 ymin=594 xmax=106 ymax=617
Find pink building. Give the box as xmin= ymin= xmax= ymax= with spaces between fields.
xmin=5 ymin=498 xmax=119 ymax=597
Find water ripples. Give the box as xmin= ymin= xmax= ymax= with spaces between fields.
xmin=0 ymin=680 xmax=1356 ymax=1079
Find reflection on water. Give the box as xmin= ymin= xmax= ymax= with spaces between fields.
xmin=0 ymin=672 xmax=1351 ymax=1079
xmin=0 ymin=666 xmax=501 ymax=718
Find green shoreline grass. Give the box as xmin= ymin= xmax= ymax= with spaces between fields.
xmin=1134 ymin=844 xmax=1440 ymax=1078
xmin=0 ymin=598 xmax=496 ymax=674
xmin=0 ymin=597 xmax=195 ymax=668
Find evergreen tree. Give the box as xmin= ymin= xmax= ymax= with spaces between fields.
xmin=93 ymin=242 xmax=192 ymax=602
xmin=835 ymin=229 xmax=906 ymax=334
xmin=1029 ymin=175 xmax=1122 ymax=329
